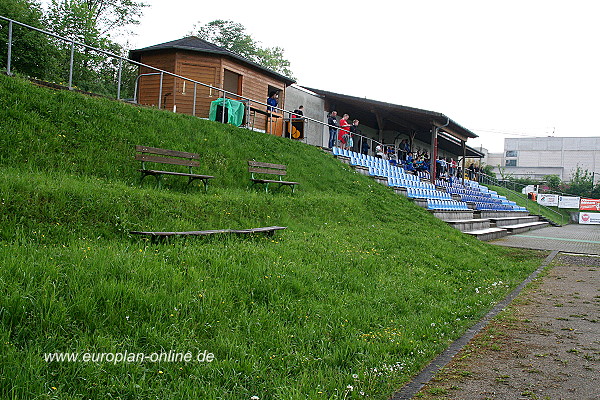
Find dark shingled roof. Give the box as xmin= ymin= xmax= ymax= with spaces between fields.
xmin=129 ymin=36 xmax=295 ymax=85
xmin=305 ymin=87 xmax=478 ymax=140
xmin=304 ymin=86 xmax=482 ymax=157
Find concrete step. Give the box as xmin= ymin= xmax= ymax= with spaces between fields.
xmin=489 ymin=216 xmax=540 ymax=227
xmin=464 ymin=227 xmax=509 ymax=241
xmin=428 ymin=210 xmax=475 ymax=221
xmin=446 ymin=219 xmax=491 ymax=232
xmin=477 ymin=210 xmax=530 ymax=219
xmin=502 ymin=221 xmax=550 ymax=234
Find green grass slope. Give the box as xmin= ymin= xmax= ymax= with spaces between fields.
xmin=0 ymin=75 xmax=544 ymax=400
xmin=485 ymin=185 xmax=571 ymax=225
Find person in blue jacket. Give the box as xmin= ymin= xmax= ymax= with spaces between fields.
xmin=267 ymin=92 xmax=279 ymax=112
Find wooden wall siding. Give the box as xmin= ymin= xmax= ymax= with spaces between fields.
xmin=220 ymin=58 xmax=285 ymax=131
xmin=174 ymin=63 xmax=217 ymax=117
xmin=138 ymin=53 xmax=177 ymax=109
xmin=137 ymin=50 xmax=290 ymax=131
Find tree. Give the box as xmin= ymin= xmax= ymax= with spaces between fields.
xmin=567 ymin=166 xmax=594 ymax=197
xmin=193 ymin=20 xmax=294 ymax=79
xmin=0 ymin=0 xmax=60 ymax=79
xmin=47 ymin=0 xmax=147 ymax=41
xmin=479 ymin=163 xmax=495 ymax=178
xmin=543 ymin=174 xmax=561 ymax=191
xmin=497 ymin=165 xmax=514 ymax=181
xmin=44 ymin=0 xmax=146 ymax=95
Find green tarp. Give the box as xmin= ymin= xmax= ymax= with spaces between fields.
xmin=209 ymin=98 xmax=245 ymax=127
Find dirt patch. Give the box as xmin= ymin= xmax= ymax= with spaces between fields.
xmin=415 ymin=253 xmax=600 ymax=400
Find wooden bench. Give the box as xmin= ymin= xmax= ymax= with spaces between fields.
xmin=248 ymin=161 xmax=299 ymax=193
xmin=130 ymin=226 xmax=287 ymax=243
xmin=135 ymin=145 xmax=214 ymax=191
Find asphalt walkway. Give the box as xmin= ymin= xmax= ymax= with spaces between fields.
xmin=490 ymin=223 xmax=600 ymax=255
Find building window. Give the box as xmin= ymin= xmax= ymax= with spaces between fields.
xmin=505 ymin=159 xmax=517 ymax=167
xmin=505 ymin=150 xmax=518 ymax=157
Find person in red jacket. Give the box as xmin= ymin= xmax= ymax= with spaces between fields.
xmin=338 ymin=114 xmax=351 ymax=148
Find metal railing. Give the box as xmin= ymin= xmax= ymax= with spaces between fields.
xmin=477 ymin=172 xmax=568 ymax=225
xmin=1 ymin=15 xmax=388 ymax=155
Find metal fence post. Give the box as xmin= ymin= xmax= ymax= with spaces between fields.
xmin=221 ymin=89 xmax=226 ymax=124
xmin=68 ymin=40 xmax=75 ymax=89
xmin=116 ymin=58 xmax=122 ymax=100
xmin=6 ymin=20 xmax=13 ymax=75
xmin=192 ymin=83 xmax=197 ymax=116
xmin=158 ymin=72 xmax=163 ymax=109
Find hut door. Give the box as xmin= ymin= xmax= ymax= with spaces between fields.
xmin=178 ymin=63 xmax=217 ymax=117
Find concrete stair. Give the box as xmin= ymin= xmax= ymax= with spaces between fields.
xmin=489 ymin=216 xmax=541 ymax=227
xmin=502 ymin=221 xmax=550 ymax=234
xmin=464 ymin=227 xmax=509 ymax=241
xmin=446 ymin=218 xmax=492 ymax=232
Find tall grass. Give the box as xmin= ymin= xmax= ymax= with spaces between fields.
xmin=0 ymin=75 xmax=545 ymax=399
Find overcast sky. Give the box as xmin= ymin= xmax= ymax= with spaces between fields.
xmin=123 ymin=0 xmax=599 ymax=153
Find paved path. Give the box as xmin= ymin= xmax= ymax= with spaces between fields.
xmin=490 ymin=224 xmax=600 ymax=255
xmin=393 ymin=224 xmax=600 ymax=399
xmin=412 ymin=252 xmax=600 ymax=400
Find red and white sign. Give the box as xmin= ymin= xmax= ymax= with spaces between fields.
xmin=579 ymin=212 xmax=600 ymax=224
xmin=580 ymin=198 xmax=600 ymax=211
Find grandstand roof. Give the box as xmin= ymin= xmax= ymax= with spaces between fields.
xmin=305 ymin=87 xmax=483 ymax=157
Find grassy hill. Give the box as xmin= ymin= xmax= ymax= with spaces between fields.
xmin=485 ymin=185 xmax=571 ymax=225
xmin=0 ymin=74 xmax=544 ymax=400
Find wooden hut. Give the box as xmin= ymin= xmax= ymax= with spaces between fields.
xmin=129 ymin=37 xmax=295 ymax=133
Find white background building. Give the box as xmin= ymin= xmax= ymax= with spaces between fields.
xmin=487 ymin=137 xmax=600 ymax=182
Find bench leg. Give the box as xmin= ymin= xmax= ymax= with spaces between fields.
xmin=188 ymin=177 xmax=209 ymax=193
xmin=140 ymin=172 xmax=162 ymax=188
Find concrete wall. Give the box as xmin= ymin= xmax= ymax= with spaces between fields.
xmin=284 ymin=85 xmax=327 ymax=147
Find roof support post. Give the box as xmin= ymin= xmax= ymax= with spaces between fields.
xmin=373 ymin=110 xmax=385 ymax=143
xmin=430 ymin=124 xmax=438 ymax=184
xmin=431 ymin=117 xmax=450 ymax=184
xmin=461 ymin=140 xmax=466 ymax=185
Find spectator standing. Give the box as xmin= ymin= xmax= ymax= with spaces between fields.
xmin=361 ymin=139 xmax=370 ymax=155
xmin=327 ymin=111 xmax=339 ymax=149
xmin=338 ymin=114 xmax=351 ymax=148
xmin=349 ymin=119 xmax=360 ymax=152
xmin=399 ymin=139 xmax=410 ymax=161
xmin=293 ymin=105 xmax=304 ymax=117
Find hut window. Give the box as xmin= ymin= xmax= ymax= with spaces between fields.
xmin=267 ymin=85 xmax=282 ymax=104
xmin=223 ymin=69 xmax=242 ymax=96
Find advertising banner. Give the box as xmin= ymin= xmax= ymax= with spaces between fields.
xmin=558 ymin=196 xmax=580 ymax=209
xmin=537 ymin=194 xmax=559 ymax=207
xmin=579 ymin=212 xmax=600 ymax=224
xmin=580 ymin=198 xmax=600 ymax=211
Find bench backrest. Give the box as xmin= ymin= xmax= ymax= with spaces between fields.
xmin=135 ymin=145 xmax=200 ymax=168
xmin=248 ymin=161 xmax=287 ymax=177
